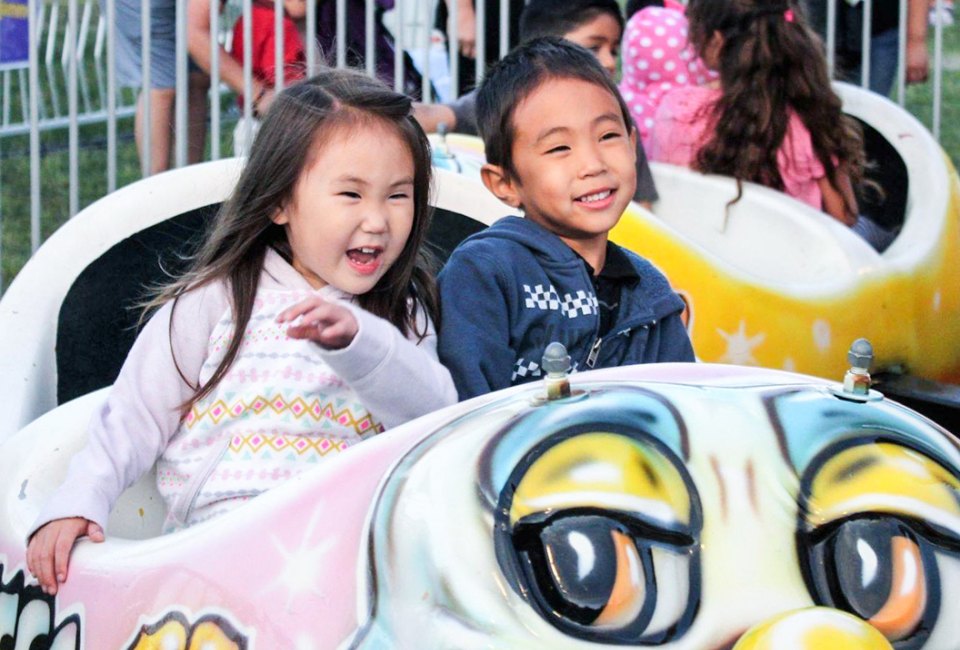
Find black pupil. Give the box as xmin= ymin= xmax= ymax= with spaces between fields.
xmin=830 ymin=518 xmax=903 ymax=619
xmin=515 ymin=514 xmax=628 ymax=625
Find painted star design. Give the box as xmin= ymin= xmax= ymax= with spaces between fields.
xmin=264 ymin=505 xmax=335 ymax=613
xmin=717 ymin=320 xmax=766 ymax=366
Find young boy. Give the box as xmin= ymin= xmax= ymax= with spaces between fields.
xmin=416 ymin=0 xmax=659 ymax=207
xmin=437 ymin=38 xmax=694 ymax=401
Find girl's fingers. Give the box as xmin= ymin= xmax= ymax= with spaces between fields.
xmin=53 ymin=529 xmax=77 ymax=586
xmin=276 ymin=296 xmax=328 ymax=323
xmin=87 ymin=522 xmax=105 ymax=542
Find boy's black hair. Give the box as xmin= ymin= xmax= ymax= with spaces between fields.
xmin=519 ymin=0 xmax=625 ymax=42
xmin=625 ymin=0 xmax=664 ymax=21
xmin=476 ymin=37 xmax=634 ymax=180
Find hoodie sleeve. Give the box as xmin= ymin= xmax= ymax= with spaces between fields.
xmin=318 ymin=301 xmax=458 ymax=429
xmin=437 ymin=246 xmax=517 ymax=401
xmin=28 ymin=283 xmax=228 ymax=539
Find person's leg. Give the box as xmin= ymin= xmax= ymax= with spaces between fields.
xmin=135 ymin=87 xmax=175 ymax=174
xmin=187 ymin=69 xmax=210 ymax=163
xmin=868 ymin=28 xmax=900 ymax=96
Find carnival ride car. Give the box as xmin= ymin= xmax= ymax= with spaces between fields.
xmin=1 ymin=352 xmax=959 ymax=647
xmin=431 ymin=83 xmax=960 ymax=426
xmin=0 ymin=89 xmax=958 ymax=647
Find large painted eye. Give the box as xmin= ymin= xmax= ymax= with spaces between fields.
xmin=495 ymin=430 xmax=701 ymax=645
xmin=804 ymin=518 xmax=940 ymax=645
xmin=798 ymin=441 xmax=960 ymax=648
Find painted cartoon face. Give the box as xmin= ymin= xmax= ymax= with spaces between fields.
xmin=348 ymin=381 xmax=960 ymax=649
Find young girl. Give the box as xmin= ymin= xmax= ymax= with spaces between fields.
xmin=26 ymin=69 xmax=457 ymax=595
xmin=619 ymin=4 xmax=716 ymax=151
xmin=648 ymin=0 xmax=894 ymax=250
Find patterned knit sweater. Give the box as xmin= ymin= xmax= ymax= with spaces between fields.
xmin=32 ymin=249 xmax=457 ymax=535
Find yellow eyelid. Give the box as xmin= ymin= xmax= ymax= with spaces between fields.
xmin=806 ymin=443 xmax=960 ymax=534
xmin=509 ymin=433 xmax=692 ymax=529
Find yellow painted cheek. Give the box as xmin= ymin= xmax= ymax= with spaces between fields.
xmin=187 ymin=621 xmax=244 ymax=650
xmin=127 ymin=620 xmax=188 ymax=650
xmin=732 ymin=608 xmax=894 ymax=650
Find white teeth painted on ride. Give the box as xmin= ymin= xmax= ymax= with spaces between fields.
xmin=579 ymin=190 xmax=612 ymax=203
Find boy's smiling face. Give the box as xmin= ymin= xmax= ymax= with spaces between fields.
xmin=563 ymin=12 xmax=623 ymax=78
xmin=481 ymin=77 xmax=637 ymax=261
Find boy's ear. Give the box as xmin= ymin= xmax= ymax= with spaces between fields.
xmin=480 ymin=163 xmax=522 ymax=209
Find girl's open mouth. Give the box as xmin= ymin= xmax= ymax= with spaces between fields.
xmin=346 ymin=246 xmax=383 ymax=274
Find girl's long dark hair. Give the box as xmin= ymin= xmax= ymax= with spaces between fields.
xmin=145 ymin=69 xmax=438 ymax=410
xmin=686 ymin=0 xmax=864 ymax=217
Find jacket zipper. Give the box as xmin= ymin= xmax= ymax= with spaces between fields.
xmin=170 ymin=436 xmax=232 ymax=528
xmin=583 ymin=318 xmax=656 ymax=369
xmin=586 ymin=337 xmax=604 ymax=368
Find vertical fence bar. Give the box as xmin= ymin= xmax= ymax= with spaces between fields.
xmin=897 ymin=0 xmax=907 ymax=104
xmin=862 ymin=0 xmax=872 ymax=89
xmin=826 ymin=0 xmax=837 ymax=77
xmin=336 ymin=0 xmax=346 ymax=67
xmin=448 ymin=0 xmax=458 ymax=98
xmin=0 ymin=131 xmax=3 ymax=293
xmin=274 ymin=0 xmax=285 ymax=92
xmin=394 ymin=0 xmax=404 ymax=92
xmin=106 ymin=0 xmax=117 ymax=190
xmin=306 ymin=0 xmax=316 ymax=74
xmin=242 ymin=0 xmax=253 ymax=125
xmin=421 ymin=0 xmax=432 ymax=100
xmin=933 ymin=0 xmax=944 ymax=138
xmin=366 ymin=0 xmax=375 ymax=76
xmin=174 ymin=0 xmax=187 ymax=167
xmin=29 ymin=0 xmax=41 ymax=252
xmin=499 ymin=0 xmax=508 ymax=58
xmin=68 ymin=0 xmax=79 ymax=216
xmin=141 ymin=0 xmax=152 ymax=176
xmin=474 ymin=0 xmax=484 ymax=86
xmin=2 ymin=72 xmax=10 ymax=125
xmin=209 ymin=0 xmax=220 ymax=160
xmin=44 ymin=2 xmax=58 ymax=65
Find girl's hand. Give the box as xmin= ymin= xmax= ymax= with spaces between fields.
xmin=26 ymin=517 xmax=104 ymax=595
xmin=277 ymin=296 xmax=359 ymax=349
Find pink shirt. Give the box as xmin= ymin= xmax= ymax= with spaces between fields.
xmin=649 ymin=85 xmax=826 ymax=210
xmin=618 ymin=7 xmax=716 ymax=151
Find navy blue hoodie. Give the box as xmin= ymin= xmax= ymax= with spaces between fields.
xmin=438 ymin=217 xmax=694 ymax=400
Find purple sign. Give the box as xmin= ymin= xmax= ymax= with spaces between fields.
xmin=0 ymin=0 xmax=29 ymax=67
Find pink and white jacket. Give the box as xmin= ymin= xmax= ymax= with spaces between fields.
xmin=618 ymin=6 xmax=717 ymax=152
xmin=32 ymin=249 xmax=457 ymax=533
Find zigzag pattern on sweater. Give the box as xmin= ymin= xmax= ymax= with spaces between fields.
xmin=184 ymin=393 xmax=383 ymax=436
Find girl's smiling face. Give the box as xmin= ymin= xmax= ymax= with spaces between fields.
xmin=273 ymin=119 xmax=415 ymax=295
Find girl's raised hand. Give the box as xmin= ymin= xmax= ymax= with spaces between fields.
xmin=277 ymin=296 xmax=359 ymax=350
xmin=26 ymin=517 xmax=104 ymax=595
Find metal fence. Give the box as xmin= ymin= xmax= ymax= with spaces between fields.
xmin=0 ymin=0 xmax=956 ymax=294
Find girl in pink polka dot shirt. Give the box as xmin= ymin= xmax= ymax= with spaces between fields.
xmin=647 ymin=0 xmax=893 ymax=250
xmin=618 ymin=5 xmax=716 ymax=151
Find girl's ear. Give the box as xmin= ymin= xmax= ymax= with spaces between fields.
xmin=271 ymin=205 xmax=289 ymax=226
xmin=480 ymin=163 xmax=522 ymax=209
